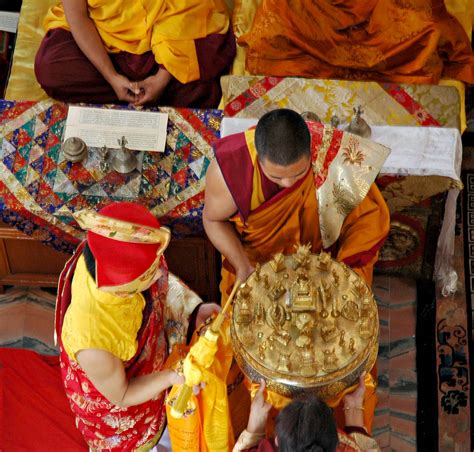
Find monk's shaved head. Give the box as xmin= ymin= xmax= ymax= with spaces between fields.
xmin=255 ymin=109 xmax=310 ymax=166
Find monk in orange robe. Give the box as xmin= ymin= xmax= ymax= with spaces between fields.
xmin=203 ymin=109 xmax=391 ymax=434
xmin=239 ymin=0 xmax=474 ymax=84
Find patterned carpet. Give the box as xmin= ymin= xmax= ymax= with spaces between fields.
xmin=0 ymin=268 xmax=470 ymax=452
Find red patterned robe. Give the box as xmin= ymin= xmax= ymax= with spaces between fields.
xmin=55 ymin=242 xmax=169 ymax=450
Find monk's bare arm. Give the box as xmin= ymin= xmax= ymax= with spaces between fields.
xmin=76 ymin=349 xmax=182 ymax=408
xmin=62 ymin=0 xmax=138 ymax=102
xmin=203 ymin=159 xmax=254 ymax=282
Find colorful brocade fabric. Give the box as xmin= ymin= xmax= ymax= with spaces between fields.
xmin=0 ymin=100 xmax=222 ymax=253
xmin=56 ymin=242 xmax=169 ymax=450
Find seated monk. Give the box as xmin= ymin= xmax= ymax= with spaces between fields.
xmin=56 ymin=202 xmax=220 ymax=450
xmin=239 ymin=0 xmax=474 ymax=84
xmin=35 ymin=0 xmax=236 ymax=107
xmin=203 ymin=109 xmax=390 ymax=433
xmin=233 ymin=375 xmax=380 ymax=452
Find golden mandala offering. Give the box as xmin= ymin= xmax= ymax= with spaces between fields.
xmin=230 ymin=245 xmax=379 ymax=400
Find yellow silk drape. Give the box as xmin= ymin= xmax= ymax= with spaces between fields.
xmin=166 ymin=320 xmax=235 ymax=452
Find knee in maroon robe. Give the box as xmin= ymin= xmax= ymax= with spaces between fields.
xmin=34 ymin=26 xmax=236 ymax=107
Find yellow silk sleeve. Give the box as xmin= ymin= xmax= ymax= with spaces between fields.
xmin=150 ymin=0 xmax=229 ymax=83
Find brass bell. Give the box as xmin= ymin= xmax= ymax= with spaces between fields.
xmin=112 ymin=136 xmax=137 ymax=174
xmin=62 ymin=137 xmax=88 ymax=163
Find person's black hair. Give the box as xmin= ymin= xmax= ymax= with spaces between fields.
xmin=255 ymin=109 xmax=311 ymax=166
xmin=83 ymin=242 xmax=96 ymax=282
xmin=275 ymin=395 xmax=339 ymax=452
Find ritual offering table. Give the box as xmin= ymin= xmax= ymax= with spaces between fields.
xmin=231 ymin=246 xmax=379 ymax=400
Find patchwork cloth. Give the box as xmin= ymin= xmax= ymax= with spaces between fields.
xmin=0 ymin=100 xmax=222 ymax=253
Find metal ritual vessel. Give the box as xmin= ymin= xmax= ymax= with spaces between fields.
xmin=346 ymin=105 xmax=371 ymax=138
xmin=62 ymin=137 xmax=88 ymax=163
xmin=231 ymin=245 xmax=379 ymax=400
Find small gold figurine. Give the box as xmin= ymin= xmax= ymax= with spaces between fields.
xmin=352 ymin=280 xmax=368 ymax=299
xmin=331 ymin=295 xmax=341 ymax=318
xmin=238 ymin=283 xmax=252 ymax=300
xmin=262 ymin=274 xmax=270 ymax=289
xmin=349 ymin=338 xmax=356 ymax=355
xmin=317 ymin=252 xmax=332 ymax=271
xmin=292 ymin=270 xmax=316 ymax=311
xmin=339 ymin=330 xmax=346 ymax=347
xmin=318 ymin=285 xmax=329 ymax=319
xmin=277 ymin=352 xmax=291 ymax=372
xmin=295 ymin=313 xmax=314 ymax=348
xmin=300 ymin=349 xmax=317 ymax=377
xmin=266 ymin=301 xmax=287 ymax=329
xmin=321 ymin=324 xmax=338 ymax=342
xmin=359 ymin=317 xmax=373 ymax=339
xmin=258 ymin=341 xmax=267 ymax=360
xmin=332 ymin=269 xmax=340 ymax=287
xmin=292 ymin=243 xmax=312 ymax=269
xmin=273 ymin=330 xmax=292 ymax=347
xmin=254 ymin=263 xmax=262 ymax=282
xmin=241 ymin=328 xmax=254 ymax=346
xmin=270 ymin=252 xmax=286 ymax=273
xmin=269 ymin=277 xmax=286 ymax=301
xmin=254 ymin=302 xmax=266 ymax=326
xmin=323 ymin=349 xmax=338 ymax=371
xmin=360 ymin=298 xmax=372 ymax=320
xmin=235 ymin=299 xmax=252 ymax=325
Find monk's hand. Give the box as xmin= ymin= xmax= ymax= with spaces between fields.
xmin=196 ymin=302 xmax=221 ymax=328
xmin=342 ymin=373 xmax=367 ymax=430
xmin=133 ymin=69 xmax=172 ymax=106
xmin=343 ymin=373 xmax=366 ymax=409
xmin=108 ymin=73 xmax=140 ymax=103
xmin=236 ymin=264 xmax=255 ymax=284
xmin=247 ymin=379 xmax=271 ymax=434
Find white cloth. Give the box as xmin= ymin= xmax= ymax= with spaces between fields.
xmin=221 ymin=119 xmax=462 ymax=181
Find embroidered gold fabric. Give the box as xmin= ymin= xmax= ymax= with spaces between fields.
xmin=317 ymin=132 xmax=390 ymax=248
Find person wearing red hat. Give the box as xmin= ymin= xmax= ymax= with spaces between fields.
xmin=55 ymin=202 xmax=219 ymax=450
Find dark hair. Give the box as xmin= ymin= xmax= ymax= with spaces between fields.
xmin=255 ymin=109 xmax=311 ymax=166
xmin=83 ymin=242 xmax=96 ymax=281
xmin=275 ymin=396 xmax=338 ymax=452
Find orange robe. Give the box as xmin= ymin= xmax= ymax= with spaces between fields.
xmin=239 ymin=0 xmax=474 ymax=84
xmin=214 ymin=123 xmax=390 ymax=434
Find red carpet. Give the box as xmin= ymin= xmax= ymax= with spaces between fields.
xmin=0 ymin=348 xmax=87 ymax=451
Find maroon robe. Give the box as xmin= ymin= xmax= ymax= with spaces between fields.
xmin=35 ymin=27 xmax=235 ymax=108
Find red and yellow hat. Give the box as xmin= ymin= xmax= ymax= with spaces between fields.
xmin=74 ymin=202 xmax=171 ymax=294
